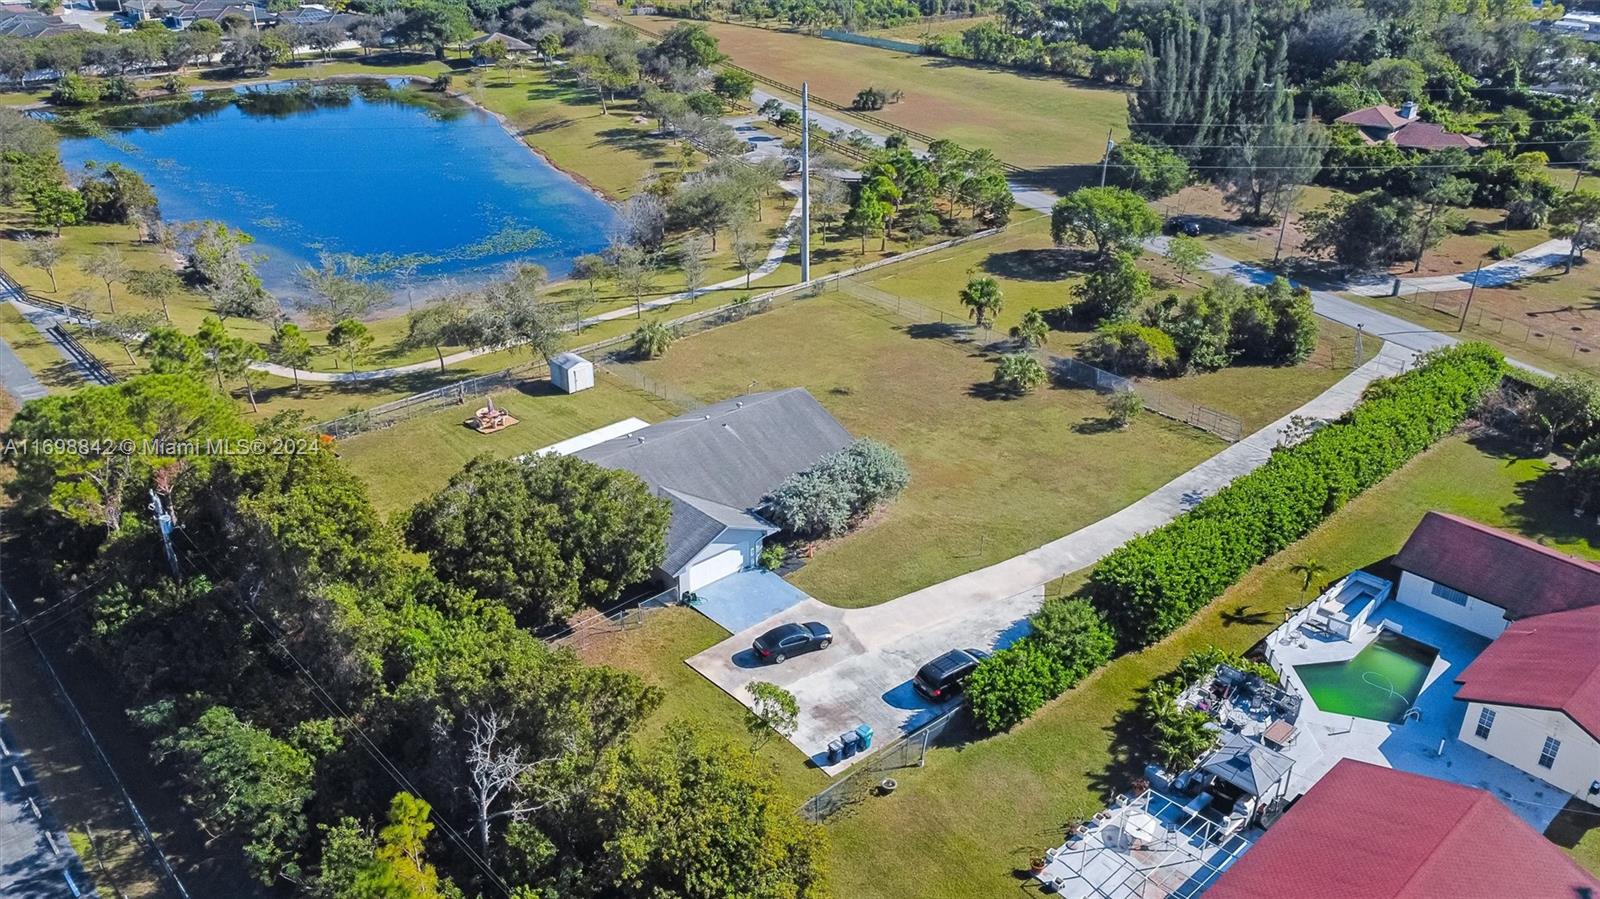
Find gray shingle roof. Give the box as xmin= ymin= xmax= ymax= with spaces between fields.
xmin=1199 ymin=733 xmax=1294 ymax=797
xmin=576 ymin=389 xmax=850 ymax=572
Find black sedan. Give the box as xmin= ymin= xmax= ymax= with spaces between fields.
xmin=752 ymin=622 xmax=833 ymax=664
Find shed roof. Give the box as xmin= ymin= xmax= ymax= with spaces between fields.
xmin=1206 ymin=760 xmax=1600 ymax=899
xmin=1394 ymin=511 xmax=1600 ymax=619
xmin=1455 ymin=604 xmax=1600 ymax=740
xmin=550 ymin=352 xmax=590 ymax=372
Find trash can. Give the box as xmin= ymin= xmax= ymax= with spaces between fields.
xmin=826 ymin=739 xmax=843 ymax=766
xmin=855 ymin=723 xmax=874 ymax=750
xmin=840 ymin=730 xmax=861 ymax=758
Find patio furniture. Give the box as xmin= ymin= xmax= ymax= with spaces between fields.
xmin=1262 ymin=719 xmax=1297 ymax=749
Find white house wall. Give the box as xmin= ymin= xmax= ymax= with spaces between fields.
xmin=1459 ymin=700 xmax=1600 ymax=798
xmin=1394 ymin=571 xmax=1510 ymax=639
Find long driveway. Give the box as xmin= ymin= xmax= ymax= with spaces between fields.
xmin=689 ymin=343 xmax=1414 ymax=772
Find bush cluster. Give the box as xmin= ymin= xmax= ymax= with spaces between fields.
xmin=763 ymin=438 xmax=910 ymax=538
xmin=1138 ymin=647 xmax=1277 ymax=769
xmin=1089 ymin=343 xmax=1506 ymax=648
xmin=966 ymin=598 xmax=1115 ymax=732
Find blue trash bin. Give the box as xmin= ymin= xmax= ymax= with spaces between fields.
xmin=840 ymin=731 xmax=861 ymax=758
xmin=826 ymin=739 xmax=842 ymax=766
xmin=855 ymin=723 xmax=874 ymax=750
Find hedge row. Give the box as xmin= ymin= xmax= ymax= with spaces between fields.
xmin=1090 ymin=342 xmax=1507 ymax=648
xmin=966 ymin=598 xmax=1115 ymax=733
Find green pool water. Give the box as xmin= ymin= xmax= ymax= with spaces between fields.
xmin=1294 ymin=630 xmax=1438 ymax=722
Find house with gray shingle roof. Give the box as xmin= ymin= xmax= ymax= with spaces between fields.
xmin=575 ymin=388 xmax=851 ymax=597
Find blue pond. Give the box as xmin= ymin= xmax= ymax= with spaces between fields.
xmin=56 ymin=81 xmax=618 ymax=296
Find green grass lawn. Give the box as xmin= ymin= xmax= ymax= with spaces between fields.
xmin=620 ymin=291 xmax=1221 ymax=606
xmin=336 ymin=372 xmax=681 ymax=515
xmin=623 ymin=15 xmax=1128 ymax=183
xmin=574 ymin=606 xmax=830 ymax=802
xmin=860 ymin=15 xmax=997 ymax=39
xmin=858 ymin=216 xmax=1381 ymax=432
xmin=820 ymin=431 xmax=1600 ymax=897
xmin=1545 ymin=796 xmax=1600 ymax=875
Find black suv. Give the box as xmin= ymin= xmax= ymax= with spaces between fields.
xmin=752 ymin=622 xmax=833 ymax=664
xmin=912 ymin=648 xmax=991 ymax=702
xmin=1165 ymin=216 xmax=1203 ymax=237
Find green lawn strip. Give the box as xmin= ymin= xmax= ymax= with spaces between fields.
xmin=574 ymin=606 xmax=830 ymax=803
xmin=0 ymin=305 xmax=81 ymax=390
xmin=822 ymin=432 xmax=1599 ymax=897
xmin=337 ymin=371 xmax=681 ymax=515
xmin=622 ymin=15 xmax=1128 ymax=177
xmin=1545 ymin=797 xmax=1600 ymax=874
xmin=860 ymin=15 xmax=998 ymax=39
xmin=622 ymin=291 xmax=1220 ymax=606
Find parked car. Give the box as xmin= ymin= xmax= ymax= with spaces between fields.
xmin=1165 ymin=216 xmax=1204 ymax=237
xmin=752 ymin=622 xmax=833 ymax=663
xmin=912 ymin=648 xmax=991 ymax=701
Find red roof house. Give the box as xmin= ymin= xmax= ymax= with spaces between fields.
xmin=1334 ymin=102 xmax=1485 ymax=151
xmin=1394 ymin=511 xmax=1600 ymax=620
xmin=1206 ymin=760 xmax=1600 ymax=899
xmin=1455 ymin=605 xmax=1600 ymax=742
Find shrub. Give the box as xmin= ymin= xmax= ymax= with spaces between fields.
xmin=1139 ymin=647 xmax=1276 ymax=769
xmin=966 ymin=641 xmax=1069 ymax=733
xmin=1071 ymin=252 xmax=1151 ymax=325
xmin=1106 ymin=141 xmax=1190 ymax=199
xmin=758 ymin=543 xmax=785 ymax=571
xmin=992 ymin=353 xmax=1047 ymax=396
xmin=1486 ymin=241 xmax=1515 ymax=260
xmin=853 ymin=86 xmax=887 ymax=110
xmin=763 ymin=438 xmax=909 ymax=538
xmin=51 ymin=73 xmax=101 ymax=106
xmin=1089 ymin=343 xmax=1507 ymax=648
xmin=1106 ymin=391 xmax=1144 ymax=427
xmin=1029 ymin=598 xmax=1116 ymax=682
xmin=1084 ymin=323 xmax=1177 ymax=375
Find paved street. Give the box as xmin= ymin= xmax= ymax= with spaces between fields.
xmin=0 ymin=716 xmax=90 ymax=898
xmin=689 ymin=344 xmax=1415 ymax=771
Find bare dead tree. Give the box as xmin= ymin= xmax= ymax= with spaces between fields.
xmin=463 ymin=710 xmax=562 ymax=855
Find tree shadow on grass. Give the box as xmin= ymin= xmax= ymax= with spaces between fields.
xmin=1071 ymin=416 xmax=1122 ymax=435
xmin=1087 ymin=683 xmax=1161 ymax=808
xmin=967 ymin=380 xmax=1025 ymax=401
xmin=1220 ymin=604 xmax=1275 ymax=628
xmin=905 ymin=321 xmax=964 ymax=341
xmin=596 ymin=127 xmax=668 ymax=160
xmin=981 ymin=247 xmax=1083 ymax=282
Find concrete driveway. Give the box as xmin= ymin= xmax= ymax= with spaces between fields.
xmin=689 ymin=344 xmax=1414 ymax=773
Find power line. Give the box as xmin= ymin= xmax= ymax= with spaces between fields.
xmin=170 ymin=530 xmax=517 ymax=898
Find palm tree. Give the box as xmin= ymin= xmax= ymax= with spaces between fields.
xmin=1289 ymin=558 xmax=1330 ymax=599
xmin=632 ymin=321 xmax=674 ymax=359
xmin=960 ymin=275 xmax=1003 ymax=330
xmin=1010 ymin=307 xmax=1049 ymax=349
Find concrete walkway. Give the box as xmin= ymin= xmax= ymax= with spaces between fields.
xmin=1345 ymin=238 xmax=1573 ymax=298
xmin=689 ymin=342 xmax=1415 ymax=772
xmin=0 ymin=334 xmax=46 ymax=403
xmin=250 ymin=189 xmax=805 ymax=383
xmin=1151 ymin=237 xmax=1555 ymax=379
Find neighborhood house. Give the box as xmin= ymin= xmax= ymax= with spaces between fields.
xmin=575 ymin=388 xmax=850 ymax=599
xmin=1333 ymin=102 xmax=1486 ymax=151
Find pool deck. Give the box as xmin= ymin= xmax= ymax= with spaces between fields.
xmin=1263 ymin=590 xmax=1570 ymax=832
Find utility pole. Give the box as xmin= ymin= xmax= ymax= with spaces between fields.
xmin=1099 ymin=129 xmax=1115 ymax=188
xmin=800 ymin=82 xmax=811 ymax=283
xmin=1354 ymin=324 xmax=1365 ymax=368
xmin=149 ymin=490 xmax=180 ymax=580
xmin=1458 ymin=261 xmax=1483 ymax=332
xmin=1273 ymin=202 xmax=1291 ymax=264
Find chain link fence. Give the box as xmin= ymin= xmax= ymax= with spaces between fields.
xmin=800 ymin=707 xmax=964 ymax=823
xmin=1376 ymin=284 xmax=1600 ymax=373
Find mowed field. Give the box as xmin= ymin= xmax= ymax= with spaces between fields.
xmin=623 ymin=16 xmax=1128 ymax=176
xmin=618 ymin=291 xmax=1221 ymax=606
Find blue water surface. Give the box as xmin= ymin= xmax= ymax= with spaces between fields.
xmin=57 ymin=81 xmax=618 ymax=296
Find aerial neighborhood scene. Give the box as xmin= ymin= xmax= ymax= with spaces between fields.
xmin=2 ymin=0 xmax=1600 ymax=895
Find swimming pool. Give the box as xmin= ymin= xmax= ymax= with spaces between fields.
xmin=1294 ymin=630 xmax=1438 ymax=723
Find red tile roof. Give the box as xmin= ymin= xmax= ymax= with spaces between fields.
xmin=1395 ymin=511 xmax=1600 ymax=619
xmin=1207 ymin=760 xmax=1600 ymax=899
xmin=1335 ymin=105 xmax=1409 ymax=130
xmin=1391 ymin=121 xmax=1486 ymax=151
xmin=1456 ymin=605 xmax=1600 ymax=740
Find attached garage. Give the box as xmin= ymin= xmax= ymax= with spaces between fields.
xmin=686 ymin=547 xmax=746 ymax=593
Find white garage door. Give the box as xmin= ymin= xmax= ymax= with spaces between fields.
xmin=686 ymin=549 xmax=744 ymax=592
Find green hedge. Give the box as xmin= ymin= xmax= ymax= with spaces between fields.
xmin=1089 ymin=343 xmax=1507 ymax=648
xmin=967 ymin=598 xmax=1115 ymax=733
